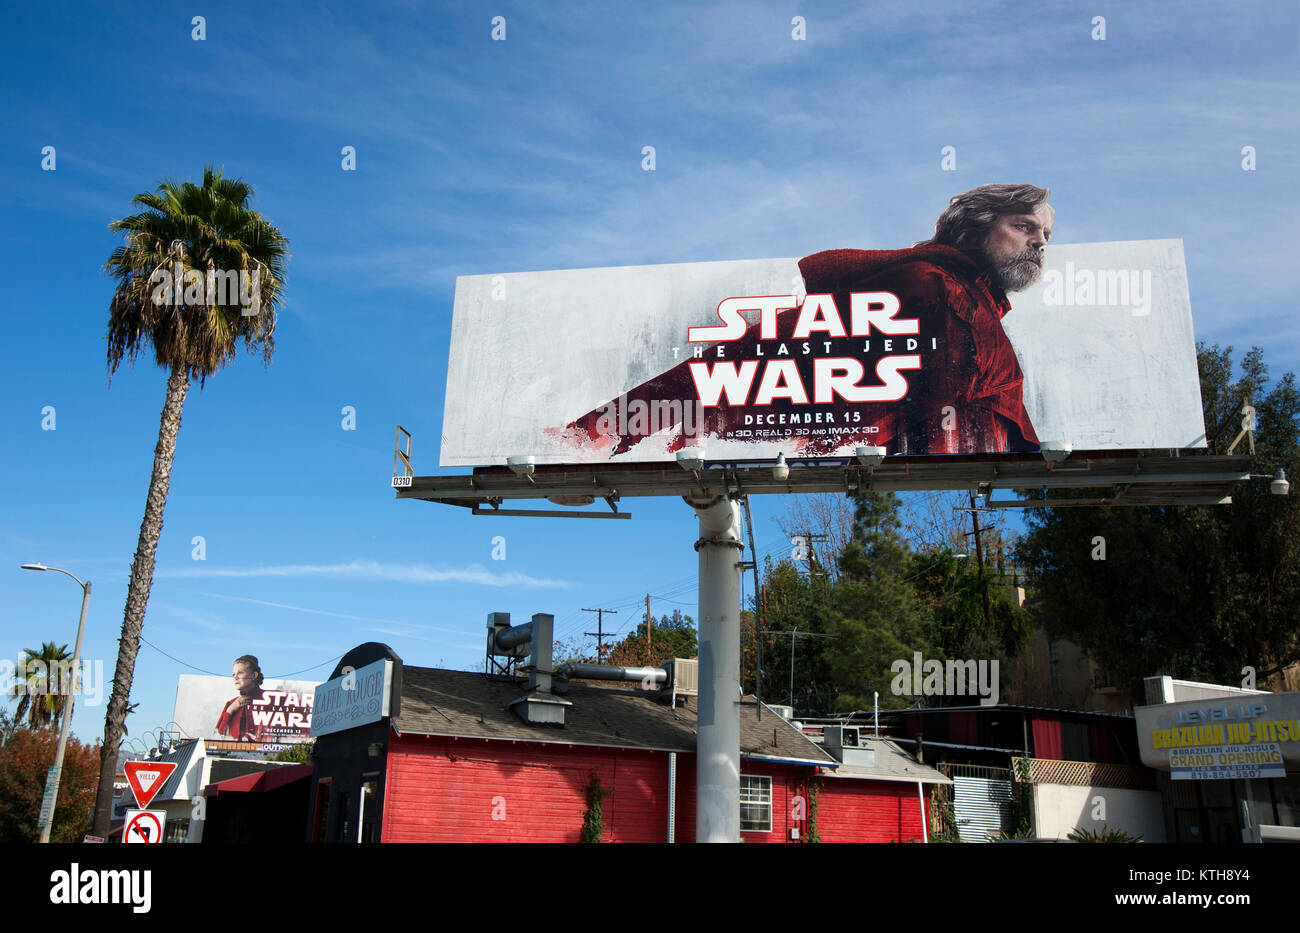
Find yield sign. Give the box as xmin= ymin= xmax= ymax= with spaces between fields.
xmin=124 ymin=760 xmax=178 ymax=809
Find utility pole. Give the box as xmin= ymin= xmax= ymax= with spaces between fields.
xmin=645 ymin=594 xmax=652 ymax=660
xmin=800 ymin=530 xmax=830 ymax=578
xmin=759 ymin=584 xmax=768 ymax=715
xmin=960 ymin=491 xmax=994 ymax=629
xmin=766 ymin=628 xmax=836 ymax=711
xmin=582 ymin=607 xmax=618 ymax=663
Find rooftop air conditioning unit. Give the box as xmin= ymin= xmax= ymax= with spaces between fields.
xmin=662 ymin=658 xmax=699 ymax=706
xmin=823 ymin=725 xmax=874 ymax=767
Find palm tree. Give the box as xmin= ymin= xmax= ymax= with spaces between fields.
xmin=93 ymin=166 xmax=289 ymax=836
xmin=10 ymin=642 xmax=75 ymax=729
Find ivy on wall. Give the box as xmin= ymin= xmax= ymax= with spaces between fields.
xmin=581 ymin=772 xmax=607 ymax=843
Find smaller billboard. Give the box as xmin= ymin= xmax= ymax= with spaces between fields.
xmin=1135 ymin=693 xmax=1300 ymax=778
xmin=173 ymin=661 xmax=322 ymax=749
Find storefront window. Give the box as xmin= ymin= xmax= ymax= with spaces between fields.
xmin=1246 ymin=779 xmax=1276 ymax=827
xmin=1271 ymin=776 xmax=1299 ymax=826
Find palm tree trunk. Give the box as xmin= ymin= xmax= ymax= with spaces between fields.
xmin=92 ymin=363 xmax=190 ymax=837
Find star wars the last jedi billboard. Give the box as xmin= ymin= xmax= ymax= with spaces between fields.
xmin=441 ymin=186 xmax=1206 ymax=467
xmin=172 ymin=670 xmax=321 ymax=749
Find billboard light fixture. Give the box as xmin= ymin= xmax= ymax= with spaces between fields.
xmin=855 ymin=445 xmax=886 ymax=467
xmin=506 ymin=455 xmax=536 ymax=477
xmin=773 ymin=453 xmax=789 ymax=482
xmin=677 ymin=448 xmax=705 ymax=472
xmin=1253 ymin=469 xmax=1290 ymax=496
xmin=1040 ymin=441 xmax=1072 ymax=463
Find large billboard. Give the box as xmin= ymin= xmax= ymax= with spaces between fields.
xmin=172 ymin=664 xmax=321 ymax=749
xmin=441 ymin=188 xmax=1205 ymax=467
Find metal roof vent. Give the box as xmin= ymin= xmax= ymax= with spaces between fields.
xmin=823 ymin=726 xmax=875 ymax=767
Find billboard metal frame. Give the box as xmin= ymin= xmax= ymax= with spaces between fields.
xmin=395 ymin=446 xmax=1254 ymax=516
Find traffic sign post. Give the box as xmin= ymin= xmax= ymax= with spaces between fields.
xmin=37 ymin=765 xmax=61 ymax=828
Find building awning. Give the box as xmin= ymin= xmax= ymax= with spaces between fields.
xmin=204 ymin=763 xmax=312 ymax=796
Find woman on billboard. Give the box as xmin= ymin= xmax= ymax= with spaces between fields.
xmin=216 ymin=654 xmax=267 ymax=741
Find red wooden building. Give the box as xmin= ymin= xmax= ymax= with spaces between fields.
xmin=308 ymin=644 xmax=948 ymax=843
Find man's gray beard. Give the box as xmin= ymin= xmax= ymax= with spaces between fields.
xmin=993 ymin=251 xmax=1042 ymax=292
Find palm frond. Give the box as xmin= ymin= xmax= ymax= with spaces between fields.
xmin=105 ymin=166 xmax=291 ymax=384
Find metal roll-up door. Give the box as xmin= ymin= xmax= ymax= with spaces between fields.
xmin=952 ymin=776 xmax=1013 ymax=843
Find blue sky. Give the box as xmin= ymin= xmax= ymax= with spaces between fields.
xmin=2 ymin=1 xmax=1297 ymax=747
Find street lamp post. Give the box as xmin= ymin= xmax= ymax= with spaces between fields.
xmin=21 ymin=563 xmax=92 ymax=844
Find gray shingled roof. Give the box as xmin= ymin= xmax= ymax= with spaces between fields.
xmin=394 ymin=666 xmax=835 ymax=766
xmin=818 ymin=739 xmax=951 ymax=785
xmin=122 ymin=738 xmax=200 ymax=805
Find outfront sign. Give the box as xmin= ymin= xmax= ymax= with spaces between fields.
xmin=441 ymin=237 xmax=1205 ymax=467
xmin=1135 ymin=693 xmax=1300 ymax=778
xmin=310 ymin=659 xmax=394 ymax=738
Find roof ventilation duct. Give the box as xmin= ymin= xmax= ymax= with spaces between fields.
xmin=487 ymin=612 xmax=572 ymax=726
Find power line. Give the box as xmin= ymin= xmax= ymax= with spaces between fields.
xmin=582 ymin=607 xmax=618 ymax=663
xmin=139 ymin=636 xmax=342 ymax=681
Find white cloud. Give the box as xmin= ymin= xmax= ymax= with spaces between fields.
xmin=157 ymin=559 xmax=570 ymax=588
xmin=198 ymin=592 xmax=472 ymax=633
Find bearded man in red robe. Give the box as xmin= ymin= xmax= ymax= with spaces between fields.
xmin=562 ymin=183 xmax=1051 ymax=457
xmin=797 ymin=183 xmax=1050 ymax=454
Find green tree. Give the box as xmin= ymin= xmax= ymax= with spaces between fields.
xmin=913 ymin=544 xmax=1032 ymax=687
xmin=826 ymin=492 xmax=934 ymax=711
xmin=607 ymin=612 xmax=697 ymax=667
xmin=1015 ymin=344 xmax=1300 ymax=694
xmin=0 ymin=726 xmax=100 ymax=843
xmin=10 ymin=642 xmax=76 ymax=730
xmin=756 ymin=492 xmax=1033 ymax=714
xmin=95 ymin=166 xmax=290 ymax=836
xmin=750 ymin=556 xmax=838 ymax=713
xmin=275 ymin=740 xmax=314 ymax=763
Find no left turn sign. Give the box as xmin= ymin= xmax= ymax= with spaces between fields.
xmin=124 ymin=809 xmax=166 ymax=844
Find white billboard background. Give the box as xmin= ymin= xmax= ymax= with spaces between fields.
xmin=441 ymin=240 xmax=1204 ymax=467
xmin=172 ymin=673 xmax=322 ymax=746
xmin=1002 ymin=239 xmax=1203 ymax=451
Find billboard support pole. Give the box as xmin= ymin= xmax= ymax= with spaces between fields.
xmin=687 ymin=494 xmax=743 ymax=843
